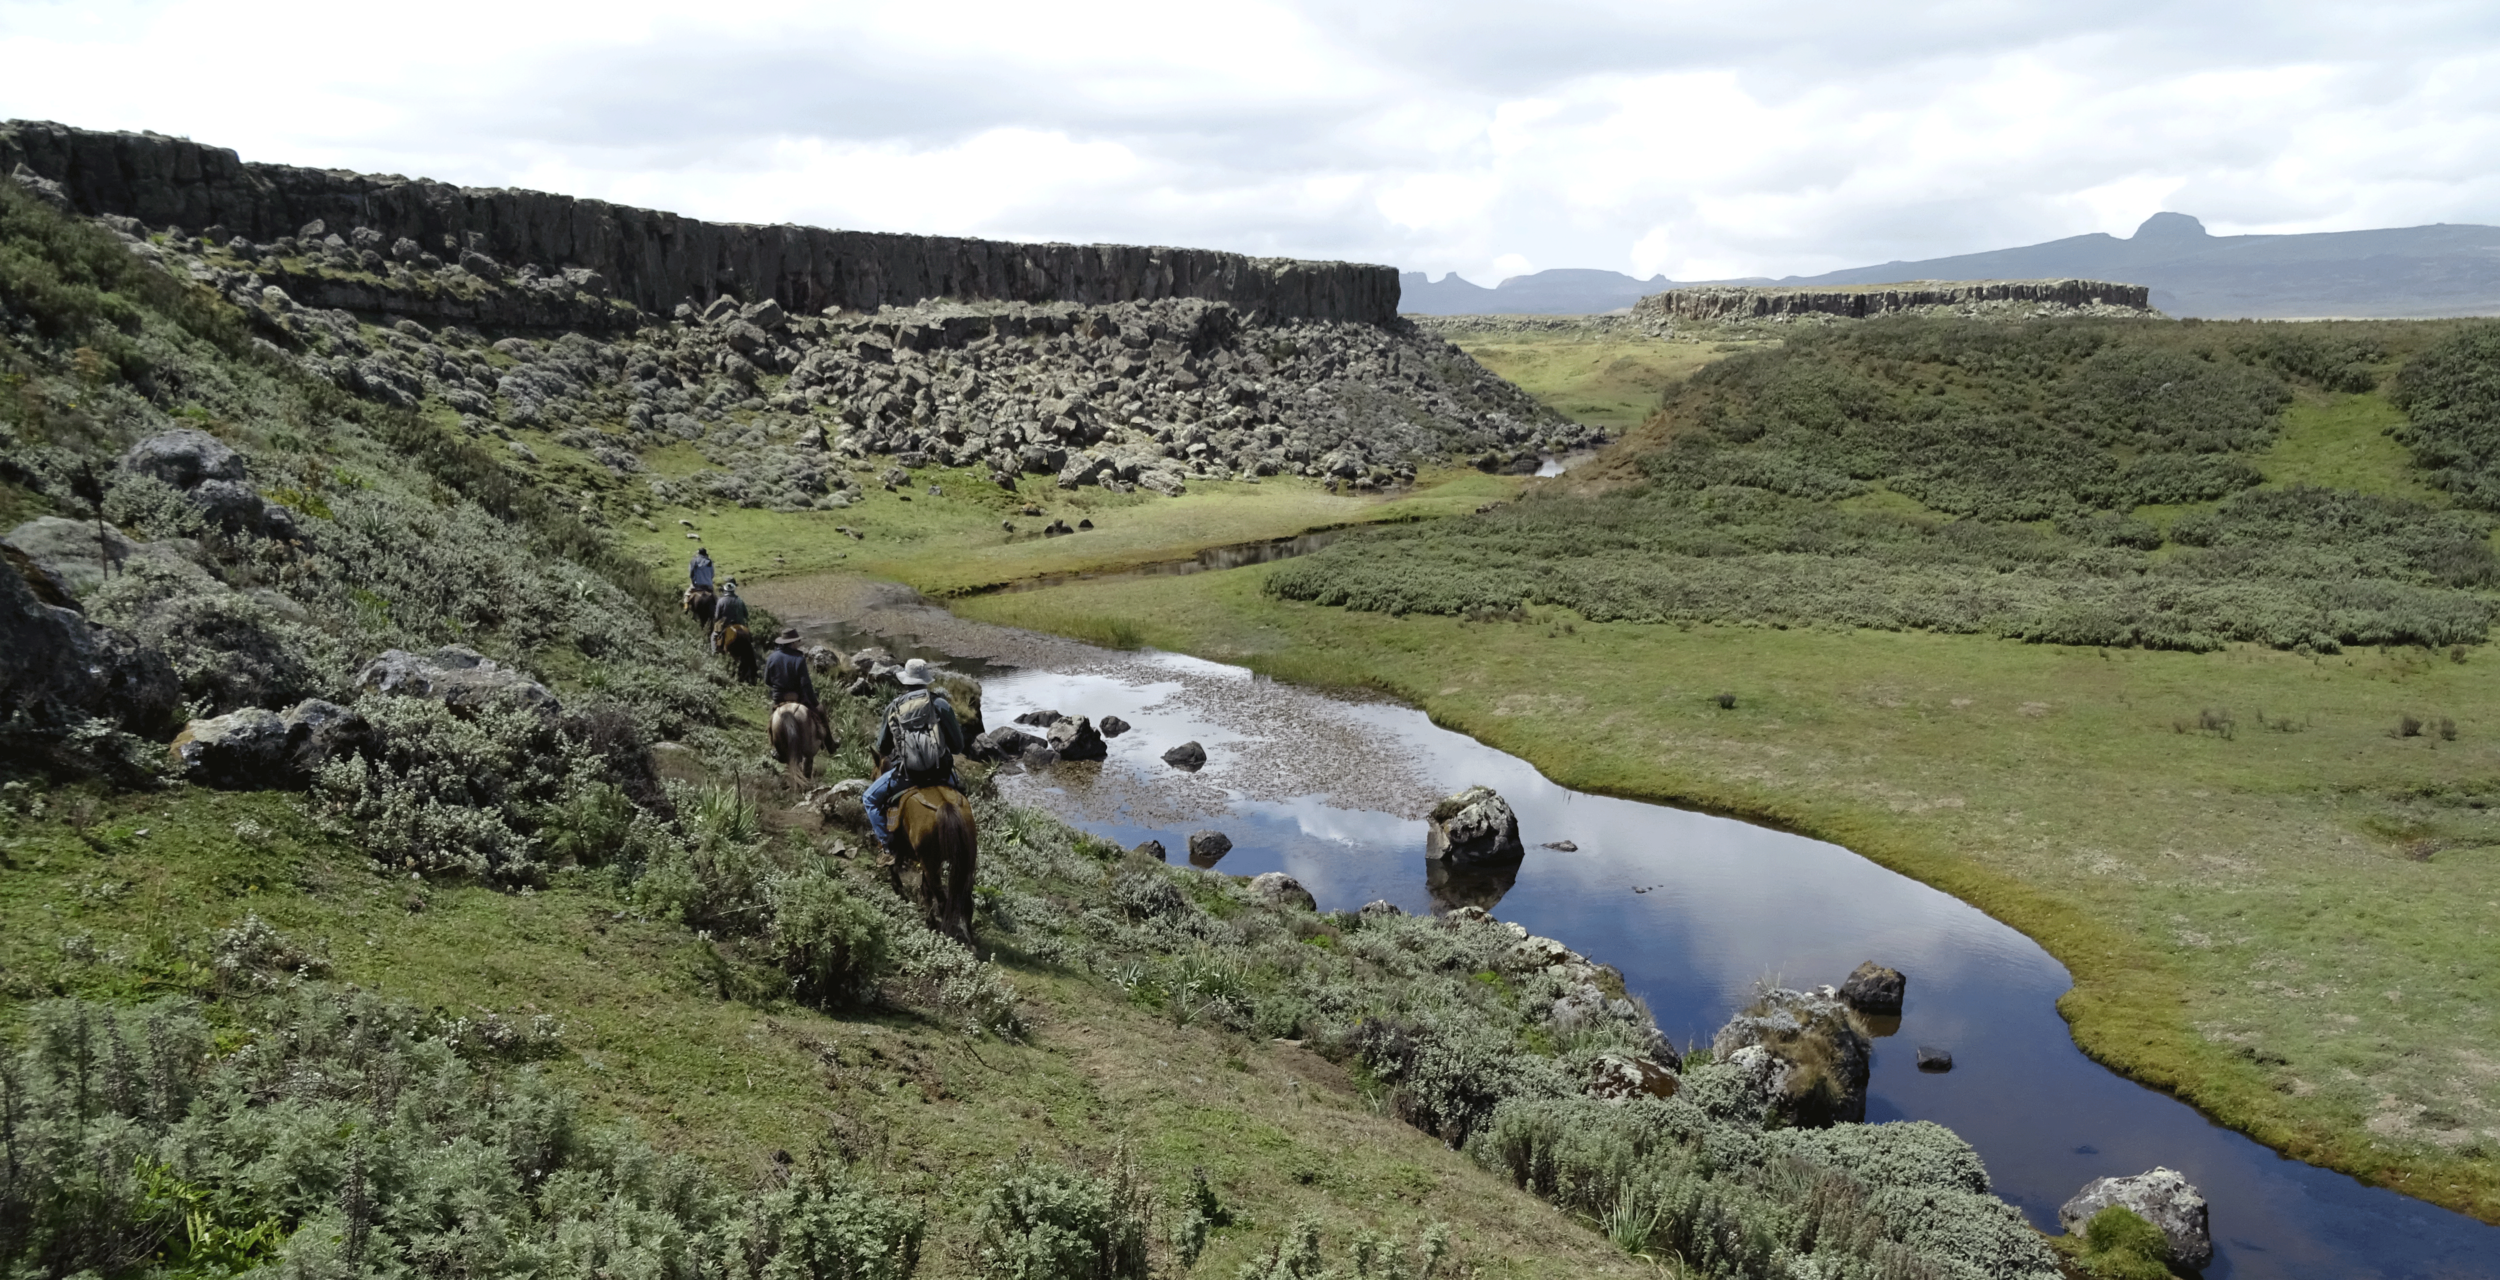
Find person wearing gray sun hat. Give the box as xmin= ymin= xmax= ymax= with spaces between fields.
xmin=865 ymin=657 xmax=966 ymax=853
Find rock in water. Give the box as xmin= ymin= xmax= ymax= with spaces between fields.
xmin=1711 ymin=986 xmax=1873 ymax=1126
xmin=1187 ymin=830 xmax=1232 ymax=867
xmin=1046 ymin=714 xmax=1107 ymax=761
xmin=1161 ymin=740 xmax=1206 ymax=770
xmin=971 ymin=725 xmax=1036 ymax=761
xmin=1839 ymin=961 xmax=1907 ymax=1015
xmin=2058 ymin=1168 xmax=2212 ymax=1271
xmin=1099 ymin=715 xmax=1131 ymax=737
xmin=1425 ymin=784 xmax=1523 ymax=865
xmin=1014 ymin=708 xmax=1064 ymax=727
xmin=1915 ymin=1046 xmax=1953 ymax=1072
xmin=1132 ymin=839 xmax=1167 ymax=861
xmin=1249 ymin=871 xmax=1316 ymax=911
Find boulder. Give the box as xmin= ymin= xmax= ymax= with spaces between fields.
xmin=805 ymin=644 xmax=842 ymax=673
xmin=167 ymin=708 xmax=290 ymax=788
xmin=1357 ymin=900 xmax=1404 ymax=920
xmin=121 ymin=428 xmax=244 ymax=491
xmin=1711 ymin=986 xmax=1872 ymax=1126
xmin=1915 ymin=1046 xmax=1954 ymax=1073
xmin=2058 ymin=1168 xmax=2212 ymax=1271
xmin=5 ymin=516 xmax=214 ymax=599
xmin=848 ymin=646 xmax=894 ymax=674
xmin=1186 ymin=829 xmax=1232 ymax=867
xmin=357 ymin=646 xmax=560 ymax=715
xmin=1249 ymin=871 xmax=1316 ymax=911
xmin=1132 ymin=839 xmax=1167 ymax=861
xmin=972 ymin=725 xmax=1037 ymax=761
xmin=1587 ymin=1053 xmax=1681 ymax=1103
xmin=283 ymin=698 xmax=373 ymax=772
xmin=2 ymin=545 xmax=174 ymax=734
xmin=801 ymin=778 xmax=872 ymax=826
xmin=1045 ymin=714 xmax=1106 ymax=761
xmin=1099 ymin=715 xmax=1131 ymax=737
xmin=1161 ymin=740 xmax=1206 ymax=770
xmin=1838 ymin=961 xmax=1906 ymax=1015
xmin=185 ymin=479 xmax=267 ymax=533
xmin=1425 ymin=784 xmax=1523 ymax=865
xmin=1013 ymin=708 xmax=1064 ymax=727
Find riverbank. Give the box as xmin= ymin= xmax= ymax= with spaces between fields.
xmin=933 ymin=562 xmax=2500 ymax=1226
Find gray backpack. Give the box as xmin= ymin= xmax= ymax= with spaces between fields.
xmin=888 ymin=691 xmax=952 ymax=781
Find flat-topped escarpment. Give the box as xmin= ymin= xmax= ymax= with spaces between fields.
xmin=1635 ymin=278 xmax=2153 ymax=322
xmin=0 ymin=119 xmax=1398 ymax=326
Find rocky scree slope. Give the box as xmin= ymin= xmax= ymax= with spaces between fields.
xmin=7 ymin=163 xmax=1589 ymax=497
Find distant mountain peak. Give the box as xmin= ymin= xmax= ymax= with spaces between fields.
xmin=2133 ymin=211 xmax=2209 ymax=240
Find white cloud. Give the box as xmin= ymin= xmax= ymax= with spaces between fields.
xmin=3 ymin=0 xmax=2497 ymax=284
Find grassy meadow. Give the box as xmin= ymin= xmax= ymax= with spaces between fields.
xmin=1434 ymin=328 xmax=1766 ymax=430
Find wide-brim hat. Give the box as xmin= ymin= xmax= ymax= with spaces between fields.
xmin=898 ymin=657 xmax=936 ymax=686
xmin=773 ymin=628 xmax=803 ymax=648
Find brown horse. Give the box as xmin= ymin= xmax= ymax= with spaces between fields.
xmin=882 ymin=778 xmax=978 ymax=944
xmin=682 ymin=584 xmax=717 ymax=626
xmin=770 ymin=702 xmax=833 ymax=782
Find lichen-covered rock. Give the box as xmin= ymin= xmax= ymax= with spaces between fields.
xmin=121 ymin=428 xmax=245 ymax=491
xmin=1712 ymin=985 xmax=1873 ymax=1126
xmin=801 ymin=778 xmax=872 ymax=826
xmin=358 ymin=646 xmax=559 ymax=715
xmin=1586 ymin=1052 xmax=1680 ymax=1102
xmin=1045 ymin=714 xmax=1106 ymax=761
xmin=168 ymin=708 xmax=290 ymax=788
xmin=2 ymin=544 xmax=174 ymax=734
xmin=1249 ymin=871 xmax=1316 ymax=911
xmin=1425 ymin=784 xmax=1523 ymax=865
xmin=5 ymin=516 xmax=213 ymax=599
xmin=970 ymin=725 xmax=1036 ymax=761
xmin=1357 ymin=899 xmax=1403 ymax=919
xmin=1839 ymin=960 xmax=1907 ymax=1015
xmin=2058 ymin=1167 xmax=2212 ymax=1270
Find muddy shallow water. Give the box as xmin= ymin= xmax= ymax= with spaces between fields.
xmin=753 ymin=576 xmax=2500 ymax=1280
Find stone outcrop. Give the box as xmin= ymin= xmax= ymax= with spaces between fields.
xmin=1587 ymin=1052 xmax=1681 ymax=1102
xmin=357 ymin=646 xmax=559 ymax=715
xmin=1712 ymin=985 xmax=1873 ymax=1126
xmin=1634 ymin=279 xmax=2151 ymax=323
xmin=1838 ymin=960 xmax=1906 ymax=1015
xmin=2059 ymin=1168 xmax=2212 ymax=1270
xmin=1 ymin=119 xmax=1399 ymax=326
xmin=1425 ymin=785 xmax=1524 ymax=865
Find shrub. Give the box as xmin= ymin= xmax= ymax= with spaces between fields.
xmin=973 ymin=1153 xmax=1151 ymax=1280
xmin=764 ymin=869 xmax=892 ymax=1007
xmin=700 ymin=1164 xmax=926 ymax=1280
xmin=2392 ymin=321 xmax=2500 ymax=507
xmin=2072 ymin=1205 xmax=2172 ymax=1280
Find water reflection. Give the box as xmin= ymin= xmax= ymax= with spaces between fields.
xmin=1425 ymin=852 xmax=1522 ymax=913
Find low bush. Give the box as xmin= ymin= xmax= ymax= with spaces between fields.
xmin=2391 ymin=321 xmax=2500 ymax=507
xmin=764 ymin=868 xmax=893 ymax=1007
xmin=973 ymin=1153 xmax=1152 ymax=1280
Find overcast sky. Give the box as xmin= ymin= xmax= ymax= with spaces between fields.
xmin=6 ymin=1 xmax=2498 ymax=285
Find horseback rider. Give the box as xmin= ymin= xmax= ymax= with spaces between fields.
xmin=865 ymin=658 xmax=966 ymax=856
xmin=690 ymin=546 xmax=715 ymax=590
xmin=764 ymin=627 xmax=832 ymax=741
xmin=713 ymin=581 xmax=758 ymax=684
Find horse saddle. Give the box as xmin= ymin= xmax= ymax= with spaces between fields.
xmin=882 ymin=785 xmax=964 ymax=835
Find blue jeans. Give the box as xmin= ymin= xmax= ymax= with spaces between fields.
xmin=865 ymin=768 xmax=958 ymax=849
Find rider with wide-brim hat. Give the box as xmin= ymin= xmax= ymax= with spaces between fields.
xmin=864 ymin=658 xmax=966 ymax=855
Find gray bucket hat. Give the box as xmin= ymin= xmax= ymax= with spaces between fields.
xmin=898 ymin=657 xmax=937 ymax=686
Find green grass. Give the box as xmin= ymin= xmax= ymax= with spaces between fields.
xmin=1442 ymin=331 xmax=1760 ymax=429
xmin=2258 ymin=391 xmax=2444 ymax=502
xmin=0 ymin=781 xmax=1640 ymax=1279
xmin=618 ymin=467 xmax=1536 ymax=597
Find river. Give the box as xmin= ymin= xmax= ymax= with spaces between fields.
xmin=759 ymin=576 xmax=2500 ymax=1280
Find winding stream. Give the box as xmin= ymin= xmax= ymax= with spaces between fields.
xmin=762 ymin=580 xmax=2500 ymax=1280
